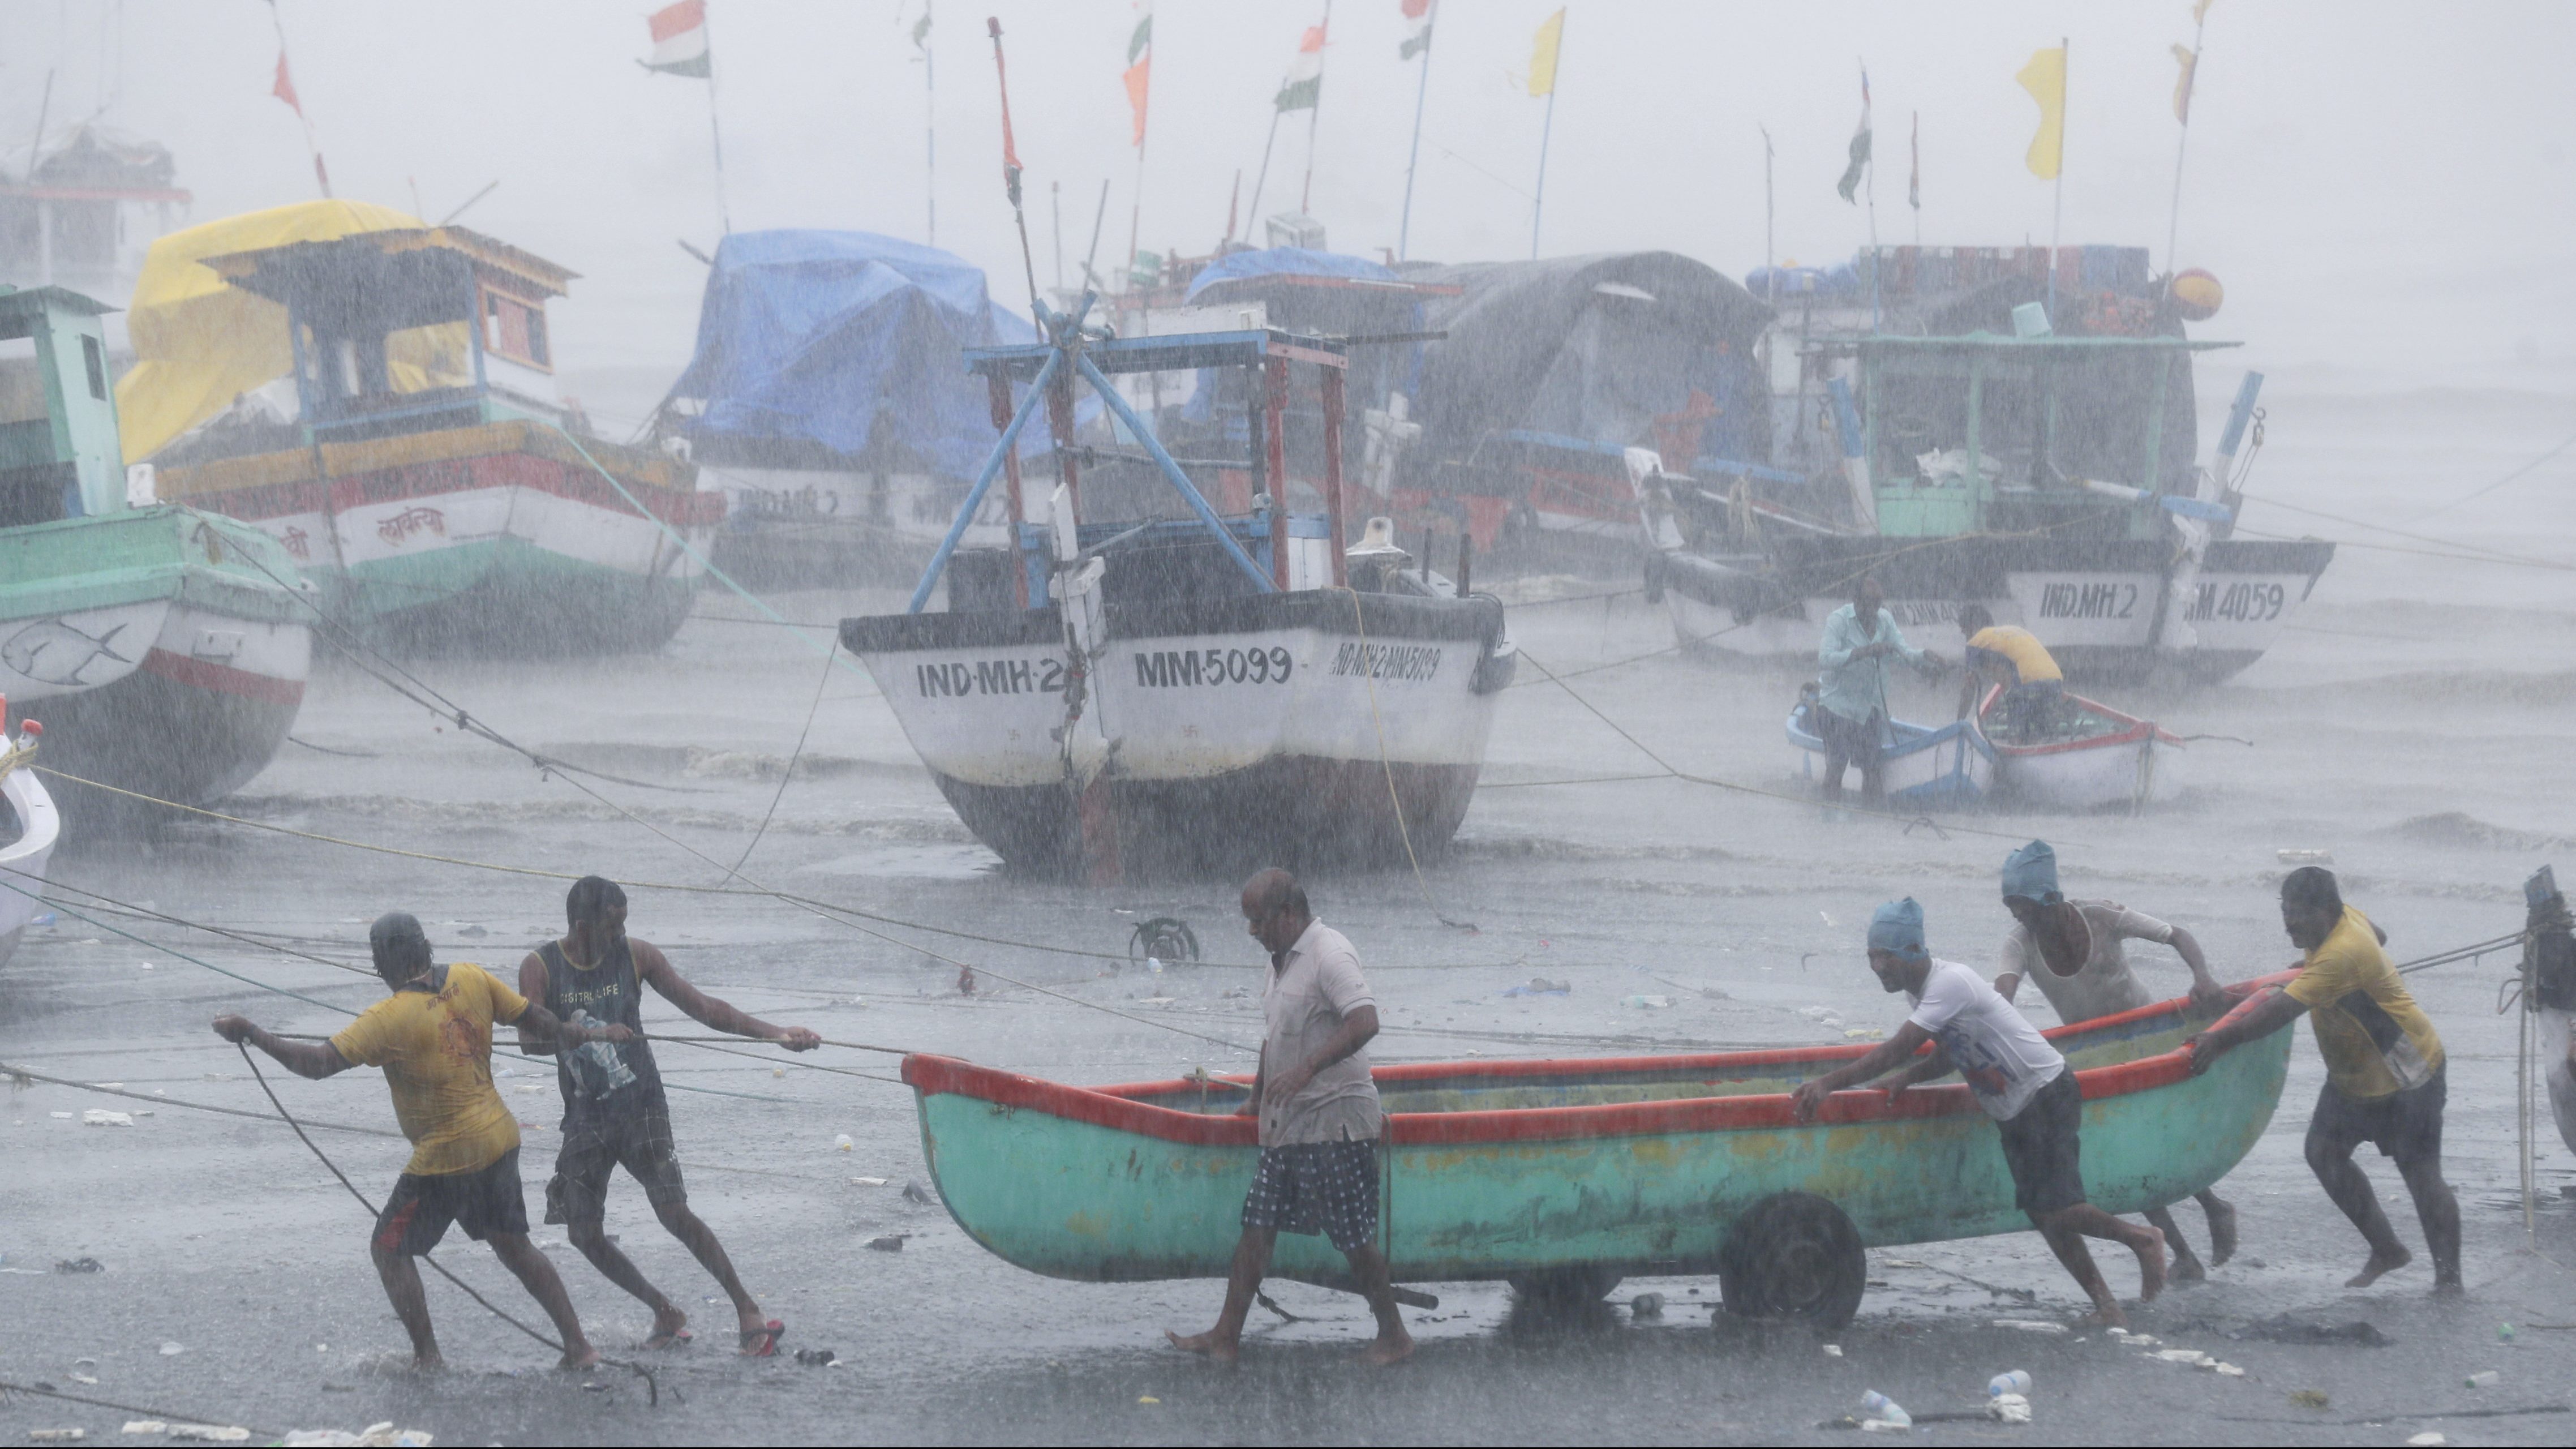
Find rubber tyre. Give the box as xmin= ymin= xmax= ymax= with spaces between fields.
xmin=1506 ymin=1264 xmax=1624 ymax=1306
xmin=1717 ymin=1192 xmax=1866 ymax=1331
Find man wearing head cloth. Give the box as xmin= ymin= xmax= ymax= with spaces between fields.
xmin=216 ymin=912 xmax=619 ymax=1371
xmin=1793 ymin=898 xmax=2169 ymax=1327
xmin=1992 ymin=840 xmax=2241 ymax=1283
xmin=2191 ymin=867 xmax=2459 ymax=1293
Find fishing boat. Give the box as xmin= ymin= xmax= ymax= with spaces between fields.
xmin=1 ymin=285 xmax=311 ymax=809
xmin=135 ymin=216 xmax=717 ymax=653
xmin=1643 ymin=247 xmax=2334 ymax=685
xmin=1974 ymin=684 xmax=2185 ymax=811
xmin=0 ymin=714 xmax=61 ymax=968
xmin=2518 ymin=869 xmax=2576 ymax=1159
xmin=1786 ymin=690 xmax=1995 ymax=808
xmin=901 ymin=979 xmax=2287 ymax=1324
xmin=838 ymin=299 xmax=1514 ymax=880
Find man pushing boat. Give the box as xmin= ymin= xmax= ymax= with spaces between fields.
xmin=1792 ymin=898 xmax=2166 ymax=1327
xmin=520 ymin=876 xmax=822 ymax=1355
xmin=1991 ymin=840 xmax=2240 ymax=1283
xmin=213 ymin=912 xmax=608 ymax=1371
xmin=2189 ymin=867 xmax=2462 ymax=1294
xmin=1169 ymin=868 xmax=1413 ymax=1366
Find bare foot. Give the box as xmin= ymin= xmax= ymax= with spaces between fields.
xmin=2079 ymin=1301 xmax=2130 ymax=1330
xmin=557 ymin=1344 xmax=602 ymax=1371
xmin=410 ymin=1352 xmax=446 ymax=1374
xmin=1165 ymin=1328 xmax=1239 ymax=1365
xmin=2346 ymin=1245 xmax=2411 ymax=1288
xmin=644 ymin=1305 xmax=690 ymax=1350
xmin=1359 ymin=1332 xmax=1415 ymax=1367
xmin=2431 ymin=1276 xmax=2466 ymax=1299
xmin=2170 ymin=1251 xmax=2207 ymax=1286
xmin=2201 ymin=1196 xmax=2238 ymax=1266
xmin=2133 ymin=1225 xmax=2168 ymax=1303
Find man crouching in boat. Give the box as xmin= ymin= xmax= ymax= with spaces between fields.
xmin=1993 ymin=840 xmax=2240 ymax=1284
xmin=1792 ymin=898 xmax=2167 ymax=1327
xmin=2189 ymin=867 xmax=2461 ymax=1294
xmin=1954 ymin=604 xmax=2067 ymax=741
xmin=1169 ymin=869 xmax=1413 ymax=1366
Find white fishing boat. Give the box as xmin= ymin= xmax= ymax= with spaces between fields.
xmin=2521 ymin=869 xmax=2576 ymax=1160
xmin=839 ymin=310 xmax=1514 ymax=878
xmin=1974 ymin=685 xmax=2186 ymax=812
xmin=0 ymin=715 xmax=62 ymax=968
xmin=1785 ymin=693 xmax=1994 ymax=809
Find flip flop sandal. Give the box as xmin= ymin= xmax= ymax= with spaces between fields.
xmin=739 ymin=1319 xmax=785 ymax=1357
xmin=643 ymin=1325 xmax=693 ymax=1351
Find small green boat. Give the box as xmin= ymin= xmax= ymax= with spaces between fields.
xmin=904 ymin=979 xmax=2289 ymax=1326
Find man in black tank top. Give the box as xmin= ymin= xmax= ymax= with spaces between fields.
xmin=519 ymin=876 xmax=821 ymax=1356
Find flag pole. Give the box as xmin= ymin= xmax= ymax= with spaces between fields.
xmin=1530 ymin=15 xmax=1561 ymax=261
xmin=1300 ymin=0 xmax=1333 ymax=215
xmin=264 ymin=0 xmax=331 ymax=199
xmin=1760 ymin=125 xmax=1774 ymax=306
xmin=701 ymin=1 xmax=734 ymax=233
xmin=2047 ymin=35 xmax=2066 ymax=315
xmin=924 ymin=0 xmax=938 ymax=246
xmin=1398 ymin=6 xmax=1435 ymax=261
xmin=1909 ymin=110 xmax=1921 ymax=245
xmin=1862 ymin=66 xmax=1878 ymax=332
xmin=1051 ymin=179 xmax=1064 ymax=290
xmin=2164 ymin=14 xmax=2206 ymax=280
xmin=1247 ymin=108 xmax=1282 ymax=233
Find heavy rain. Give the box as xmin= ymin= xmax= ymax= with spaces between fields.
xmin=3 ymin=2 xmax=2574 ymax=1445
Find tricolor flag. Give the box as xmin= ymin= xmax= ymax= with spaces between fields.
xmin=640 ymin=0 xmax=712 ymax=79
xmin=1275 ymin=20 xmax=1326 ymax=112
xmin=271 ymin=52 xmax=305 ymax=117
xmin=2017 ymin=45 xmax=2067 ymax=180
xmin=1836 ymin=69 xmax=1871 ymax=203
xmin=1400 ymin=0 xmax=1435 ymax=61
xmin=1124 ymin=2 xmax=1153 ymax=148
xmin=1527 ymin=9 xmax=1564 ymax=98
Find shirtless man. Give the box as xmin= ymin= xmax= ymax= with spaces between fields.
xmin=1994 ymin=839 xmax=2239 ymax=1282
xmin=216 ymin=911 xmax=610 ymax=1371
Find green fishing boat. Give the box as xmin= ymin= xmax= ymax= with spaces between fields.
xmin=903 ymin=979 xmax=2290 ymax=1326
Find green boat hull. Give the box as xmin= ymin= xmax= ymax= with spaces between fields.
xmin=907 ymin=992 xmax=2289 ymax=1288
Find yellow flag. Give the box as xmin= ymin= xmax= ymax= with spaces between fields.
xmin=1529 ymin=8 xmax=1565 ymax=97
xmin=2192 ymin=0 xmax=2216 ymax=23
xmin=2171 ymin=44 xmax=2199 ymax=124
xmin=2016 ymin=45 xmax=2066 ymax=180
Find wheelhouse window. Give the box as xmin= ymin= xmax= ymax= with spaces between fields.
xmin=481 ymin=288 xmax=551 ymax=370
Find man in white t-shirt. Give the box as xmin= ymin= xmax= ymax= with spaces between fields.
xmin=1995 ymin=839 xmax=2239 ymax=1284
xmin=1792 ymin=897 xmax=2167 ymax=1327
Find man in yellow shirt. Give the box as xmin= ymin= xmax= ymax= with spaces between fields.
xmin=214 ymin=911 xmax=626 ymax=1370
xmin=1955 ymin=604 xmax=2067 ymax=739
xmin=2189 ymin=868 xmax=2460 ymax=1293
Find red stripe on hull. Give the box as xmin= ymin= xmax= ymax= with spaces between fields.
xmin=193 ymin=449 xmax=722 ymax=530
xmin=140 ymin=648 xmax=307 ymax=706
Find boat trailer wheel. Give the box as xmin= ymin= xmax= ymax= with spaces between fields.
xmin=1127 ymin=916 xmax=1200 ymax=967
xmin=1718 ymin=1192 xmax=1866 ymax=1331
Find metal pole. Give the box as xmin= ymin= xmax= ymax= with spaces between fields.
xmin=1321 ymin=364 xmax=1349 ymax=582
xmin=702 ymin=1 xmax=733 ymax=233
xmin=924 ymin=0 xmax=937 ymax=245
xmin=2047 ymin=36 xmax=2066 ymax=316
xmin=1074 ymin=353 xmax=1277 ymax=593
xmin=1530 ymin=85 xmax=1557 ymax=260
xmin=2164 ymin=18 xmax=2206 ymax=280
xmin=1398 ymin=15 xmax=1434 ymax=261
xmin=908 ymin=350 xmax=1060 ymax=612
xmin=989 ymin=372 xmax=1029 ymax=608
xmin=1051 ymin=180 xmax=1063 ymax=291
xmin=1761 ymin=126 xmax=1774 ymax=306
xmin=1300 ymin=0 xmax=1333 ymax=216
xmin=1264 ymin=355 xmax=1290 ymax=587
xmin=1247 ymin=108 xmax=1282 ymax=234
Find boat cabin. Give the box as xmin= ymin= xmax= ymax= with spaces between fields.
xmin=0 ymin=285 xmax=131 ymax=528
xmin=199 ymin=226 xmax=576 ymax=442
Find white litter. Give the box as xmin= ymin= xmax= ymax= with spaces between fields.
xmin=281 ymin=1425 xmax=435 ymax=1448
xmin=2214 ymin=1362 xmax=2246 ymax=1377
xmin=833 ymin=1134 xmax=853 ymax=1152
xmin=165 ymin=1428 xmax=250 ymax=1444
xmin=2406 ymin=1434 xmax=2446 ymax=1447
xmin=1987 ymin=1392 xmax=2033 ymax=1424
xmin=28 ymin=1431 xmax=85 ymax=1443
xmin=2153 ymin=1348 xmax=2217 ymax=1367
xmin=851 ymin=1176 xmax=889 ymax=1186
xmin=158 ymin=1341 xmax=186 ymax=1356
xmin=1991 ymin=1318 xmax=2070 ymax=1334
xmin=82 ymin=1109 xmax=135 ymax=1128
xmin=70 ymin=1357 xmax=100 ymax=1384
xmin=49 ymin=1111 xmax=74 ymax=1119
xmin=1822 ymin=1344 xmax=1844 ymax=1357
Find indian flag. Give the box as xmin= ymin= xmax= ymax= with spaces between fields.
xmin=641 ymin=0 xmax=711 ymax=79
xmin=1400 ymin=0 xmax=1435 ymax=61
xmin=1275 ymin=22 xmax=1326 ymax=112
xmin=1124 ymin=1 xmax=1153 ymax=147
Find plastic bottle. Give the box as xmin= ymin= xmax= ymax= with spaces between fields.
xmin=1147 ymin=956 xmax=1165 ymax=976
xmin=1988 ymin=1370 xmax=2033 ymax=1397
xmin=833 ymin=1133 xmax=854 ymax=1152
xmin=2465 ymin=1370 xmax=2500 ymax=1388
xmin=1860 ymin=1391 xmax=1912 ymax=1427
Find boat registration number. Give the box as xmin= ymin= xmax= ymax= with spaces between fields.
xmin=2183 ymin=580 xmax=2287 ymax=623
xmin=1134 ymin=646 xmax=1296 ymax=688
xmin=914 ymin=658 xmax=1068 ymax=697
xmin=2036 ymin=580 xmax=2143 ymax=620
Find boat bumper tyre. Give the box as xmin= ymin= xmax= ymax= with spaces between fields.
xmin=1719 ymin=1191 xmax=1867 ymax=1331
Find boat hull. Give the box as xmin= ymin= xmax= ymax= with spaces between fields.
xmin=1 ymin=507 xmax=311 ymax=808
xmin=1978 ymin=689 xmax=2186 ymax=811
xmin=1786 ymin=705 xmax=1995 ymax=808
xmin=1657 ymin=537 xmax=2335 ymax=685
xmin=0 ymin=758 xmax=61 ymax=969
xmin=707 ymin=466 xmax=1007 ymax=589
xmin=903 ymin=985 xmax=2287 ymax=1287
xmin=843 ymin=590 xmax=1513 ymax=875
xmin=155 ymin=421 xmax=716 ymax=655
xmin=2546 ymin=1006 xmax=2576 ymax=1160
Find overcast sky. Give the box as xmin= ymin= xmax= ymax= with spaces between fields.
xmin=9 ymin=1 xmax=2572 ymax=416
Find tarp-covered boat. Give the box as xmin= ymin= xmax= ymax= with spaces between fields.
xmin=903 ymin=980 xmax=2287 ymax=1325
xmin=1975 ymin=685 xmax=2184 ymax=811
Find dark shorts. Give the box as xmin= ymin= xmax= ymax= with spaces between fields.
xmin=546 ymin=1109 xmax=688 ymax=1225
xmin=373 ymin=1148 xmax=529 ymax=1257
xmin=1242 ymin=1140 xmax=1380 ymax=1252
xmin=1995 ymin=1071 xmax=2088 ymax=1217
xmin=1814 ymin=705 xmax=1883 ymax=766
xmin=2308 ymin=1063 xmax=2446 ymax=1165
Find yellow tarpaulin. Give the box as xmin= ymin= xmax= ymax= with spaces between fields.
xmin=117 ymin=199 xmax=472 ymax=464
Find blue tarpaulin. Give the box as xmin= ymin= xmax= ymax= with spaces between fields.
xmin=666 ymin=230 xmax=1042 ymax=477
xmin=1184 ymin=246 xmax=1398 ymax=302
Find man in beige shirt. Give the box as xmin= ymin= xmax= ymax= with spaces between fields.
xmin=1169 ymin=869 xmax=1412 ymax=1366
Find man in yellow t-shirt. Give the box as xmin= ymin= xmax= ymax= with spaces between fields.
xmin=216 ymin=911 xmax=625 ymax=1370
xmin=2188 ymin=868 xmax=2460 ymax=1293
xmin=1955 ymin=603 xmax=2067 ymax=738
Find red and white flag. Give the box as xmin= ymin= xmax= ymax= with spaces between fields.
xmin=641 ymin=0 xmax=712 ymax=78
xmin=272 ymin=52 xmax=304 ymax=117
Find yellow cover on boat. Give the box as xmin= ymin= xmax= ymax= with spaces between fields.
xmin=117 ymin=199 xmax=472 ymax=464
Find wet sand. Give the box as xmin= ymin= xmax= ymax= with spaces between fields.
xmin=5 ymin=382 xmax=2575 ymax=1444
